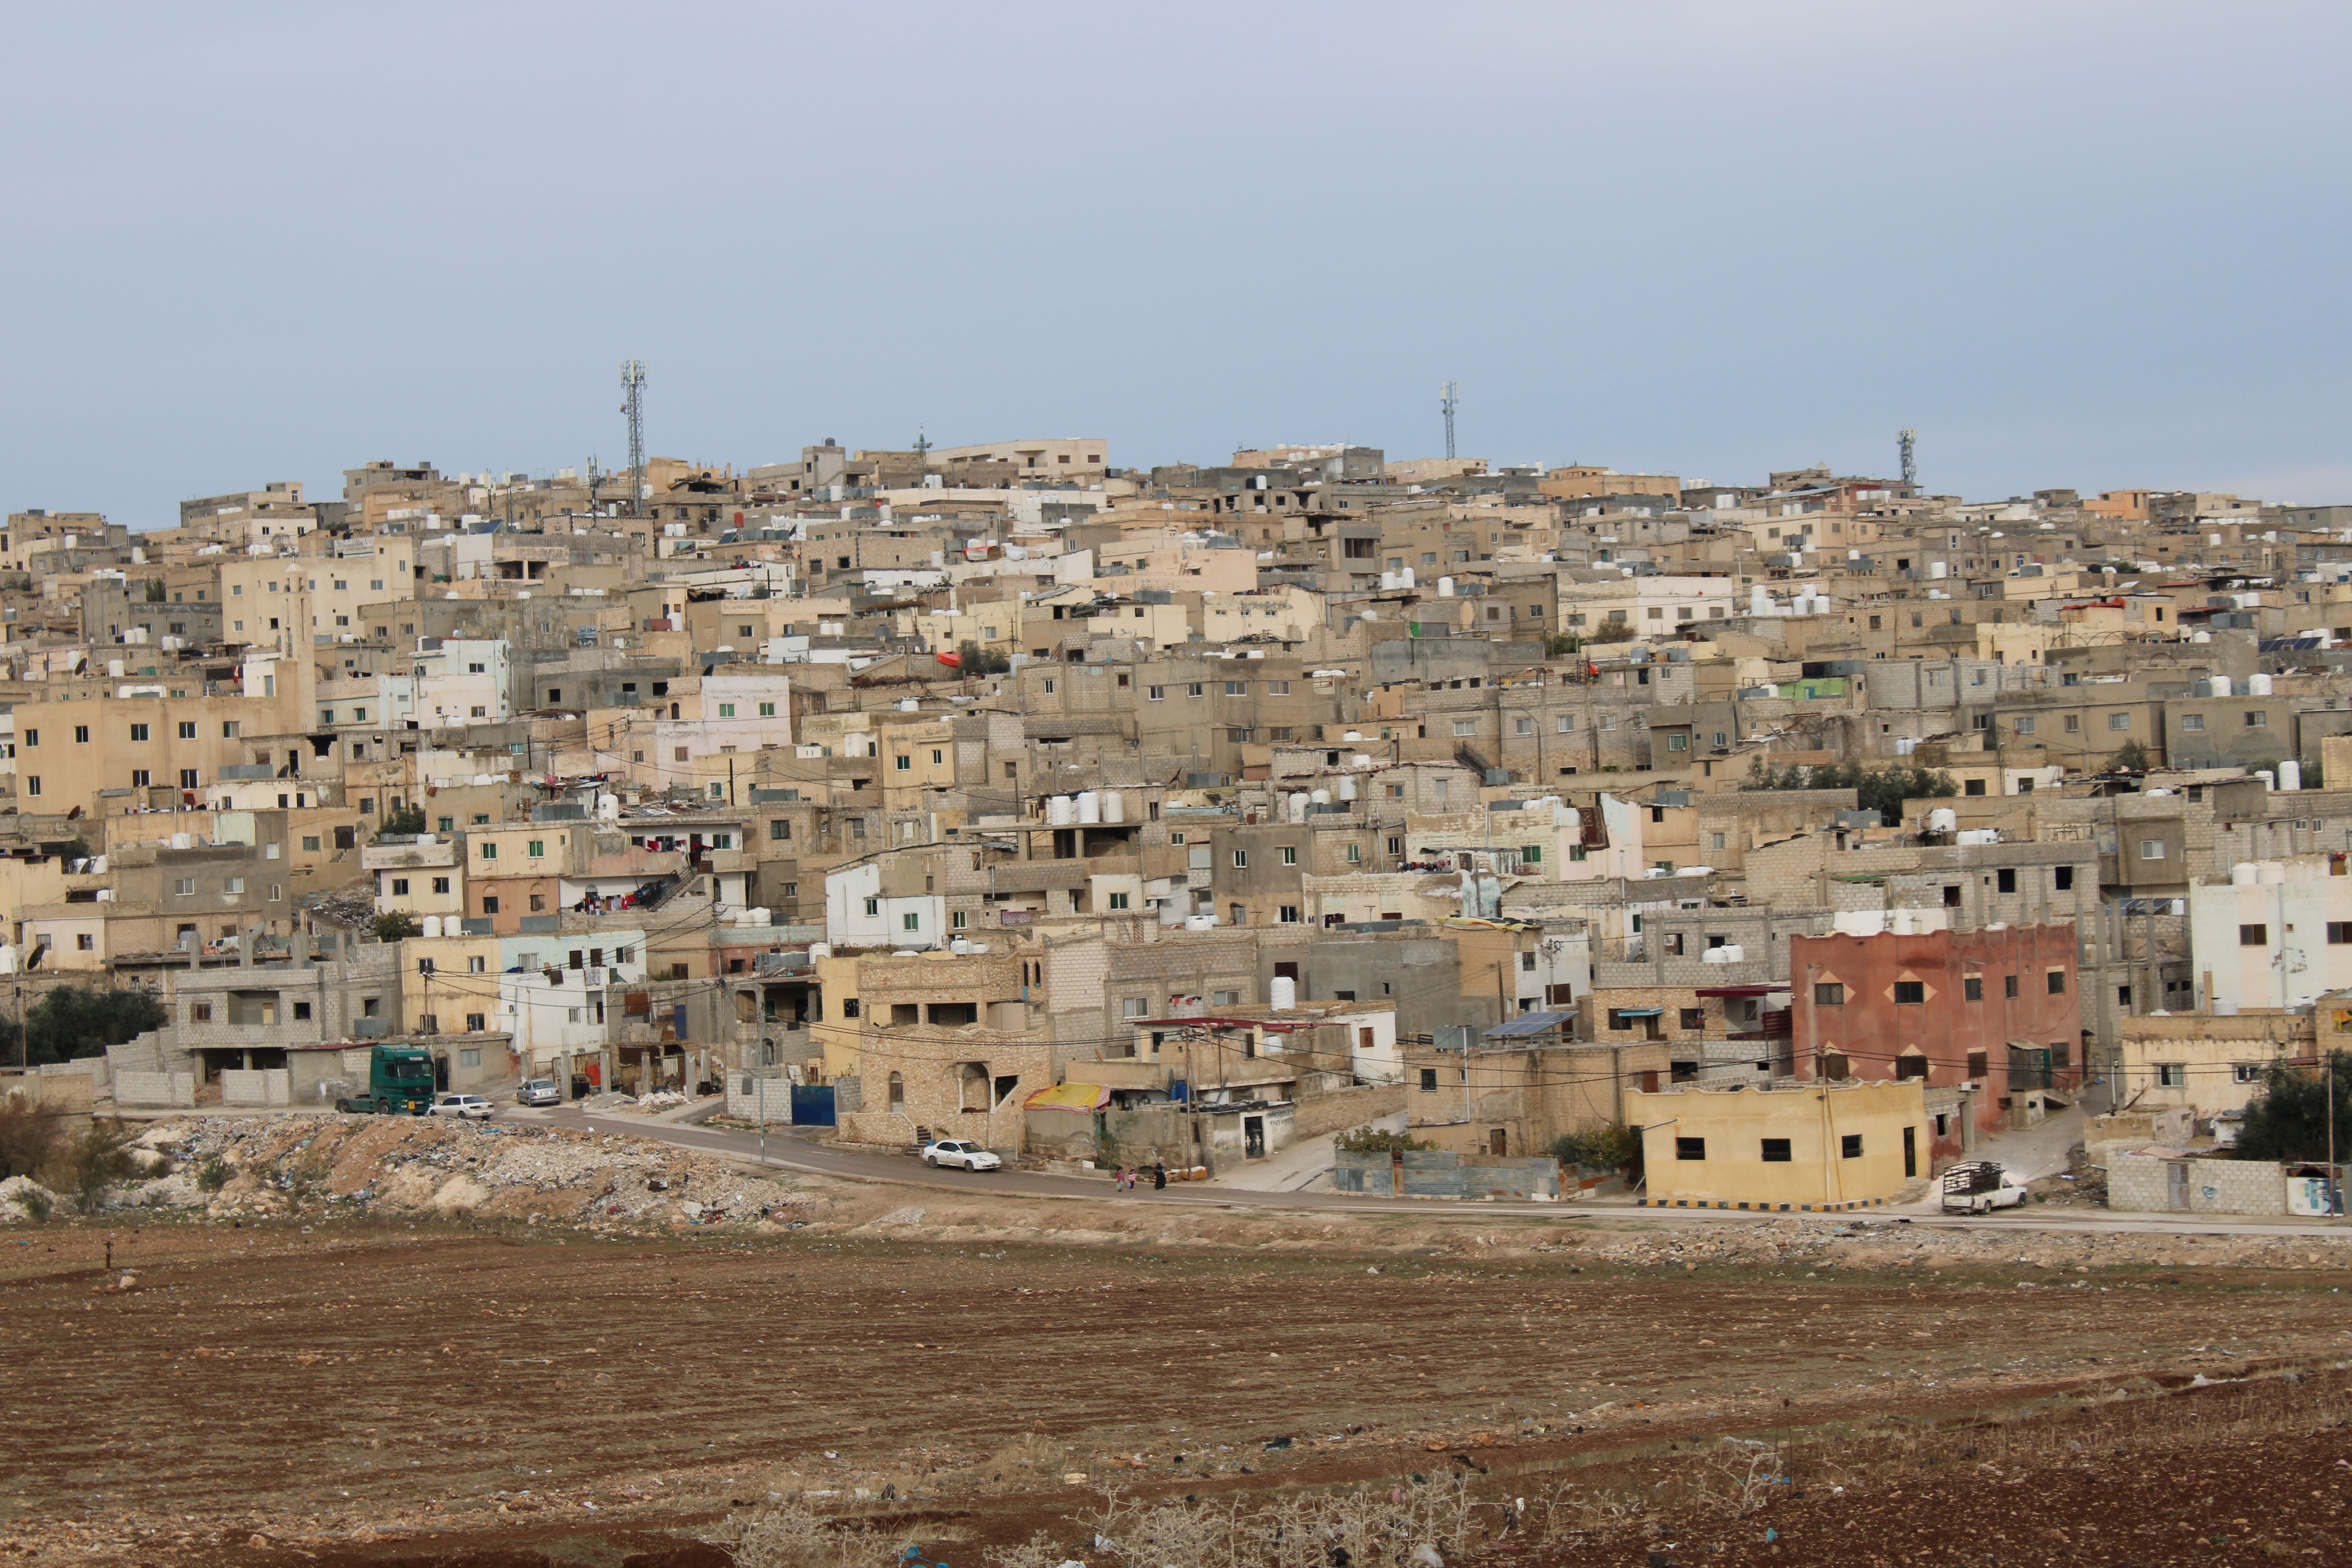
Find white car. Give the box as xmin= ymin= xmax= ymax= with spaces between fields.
xmin=922 ymin=1139 xmax=1001 ymax=1171
xmin=428 ymin=1094 xmax=495 ymax=1121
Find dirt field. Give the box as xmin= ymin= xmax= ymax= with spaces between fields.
xmin=5 ymin=1181 xmax=2352 ymax=1568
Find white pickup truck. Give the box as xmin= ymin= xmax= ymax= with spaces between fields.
xmin=1940 ymin=1160 xmax=2030 ymax=1214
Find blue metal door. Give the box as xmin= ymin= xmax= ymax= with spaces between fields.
xmin=790 ymin=1085 xmax=836 ymax=1126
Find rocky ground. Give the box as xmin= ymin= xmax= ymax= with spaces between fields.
xmin=2 ymin=1117 xmax=2348 ymax=1565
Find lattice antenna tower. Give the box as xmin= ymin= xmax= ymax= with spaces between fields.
xmin=1898 ymin=426 xmax=1918 ymax=488
xmin=1440 ymin=381 xmax=1459 ymax=460
xmin=619 ymin=359 xmax=647 ymax=517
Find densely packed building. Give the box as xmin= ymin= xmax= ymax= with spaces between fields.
xmin=6 ymin=444 xmax=2350 ymax=1186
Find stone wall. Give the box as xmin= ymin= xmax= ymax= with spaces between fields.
xmin=115 ymin=1071 xmax=196 ymax=1109
xmin=2109 ymin=1152 xmax=2285 ymax=1216
xmin=220 ymin=1069 xmax=290 ymax=1107
xmin=1290 ymin=1082 xmax=1407 ymax=1140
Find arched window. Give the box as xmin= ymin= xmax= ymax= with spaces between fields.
xmin=888 ymin=1071 xmax=905 ymax=1110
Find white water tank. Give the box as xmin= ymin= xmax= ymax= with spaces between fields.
xmin=1957 ymin=828 xmax=1998 ymax=846
xmin=1928 ymin=561 xmax=1948 ymax=579
xmin=1928 ymin=807 xmax=1958 ymax=833
xmin=1380 ymin=571 xmax=1398 ymax=590
xmin=2279 ymin=760 xmax=2302 ymax=792
xmin=1336 ymin=774 xmax=1359 ymax=801
xmin=1717 ymin=944 xmax=1744 ymax=963
xmin=1311 ymin=789 xmax=1332 ymax=806
xmin=1076 ymin=791 xmax=1102 ymax=824
xmin=1102 ymin=791 xmax=1123 ymax=823
xmin=1343 ymin=730 xmax=1362 ymax=742
xmin=106 ymin=659 xmax=124 ymax=678
xmin=949 ymin=936 xmax=970 ymax=955
xmin=1353 ymin=753 xmax=1374 ymax=769
xmin=1270 ymin=976 xmax=1297 ymax=1010
xmin=422 ymin=916 xmax=443 ymax=938
xmin=1400 ymin=567 xmax=1415 ymax=588
xmin=899 ymin=697 xmax=919 ymax=711
xmin=748 ymin=907 xmax=770 ymax=926
xmin=1895 ymin=737 xmax=1917 ymax=755
xmin=2231 ymin=862 xmax=2259 ymax=886
xmin=2209 ymin=675 xmax=2232 ymax=697
xmin=1185 ymin=914 xmax=1218 ymax=931
xmin=1437 ymin=577 xmax=1455 ymax=596
xmin=2258 ymin=770 xmax=2276 ymax=792
xmin=1047 ymin=795 xmax=1076 ymax=826
xmin=809 ymin=943 xmax=833 ymax=960
xmin=1288 ymin=793 xmax=1310 ymax=823
xmin=2259 ymin=860 xmax=2286 ymax=885
xmin=597 ymin=793 xmax=619 ymax=820
xmin=2247 ymin=672 xmax=2274 ymax=695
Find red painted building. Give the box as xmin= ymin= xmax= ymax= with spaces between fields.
xmin=1789 ymin=923 xmax=2082 ymax=1161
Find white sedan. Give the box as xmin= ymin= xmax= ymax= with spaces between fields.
xmin=922 ymin=1139 xmax=1002 ymax=1171
xmin=428 ymin=1094 xmax=495 ymax=1121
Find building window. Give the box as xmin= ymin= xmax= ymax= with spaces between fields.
xmin=1452 ymin=719 xmax=1478 ymax=737
xmin=2005 ymin=974 xmax=2019 ymax=999
xmin=1841 ymin=1133 xmax=1863 ymax=1159
xmin=130 ymin=723 xmax=149 ymax=741
xmin=1232 ymin=849 xmax=1248 ymax=868
xmin=2245 ymin=711 xmax=2267 ymax=728
xmin=2140 ymin=840 xmax=2166 ymax=859
xmin=2108 ymin=712 xmax=2131 ymax=731
xmin=719 ymin=703 xmax=737 ymax=717
xmin=177 ymin=721 xmax=196 ymax=739
xmin=1894 ymin=980 xmax=1925 ymax=1004
xmin=2047 ymin=970 xmax=2067 ymax=994
xmin=1814 ymin=982 xmax=1844 ymax=1005
xmin=2233 ymin=1063 xmax=2265 ymax=1084
xmin=1760 ymin=1138 xmax=1792 ymax=1162
xmin=2240 ymin=924 xmax=2268 ymax=946
xmin=1964 ymin=976 xmax=1984 ymax=1001
xmin=864 ymin=897 xmax=880 ymax=916
xmin=390 ymin=878 xmax=409 ymax=896
xmin=73 ymin=726 xmax=89 ymax=743
xmin=430 ymin=877 xmax=449 ymax=894
xmin=1419 ymin=1068 xmax=1439 ymax=1091
xmin=2157 ymin=1063 xmax=2188 ymax=1088
xmin=1122 ymin=997 xmax=1148 ymax=1019
xmin=2181 ymin=713 xmax=2205 ymax=731
xmin=1108 ymin=892 xmax=1130 ymax=910
xmin=902 ymin=912 xmax=920 ymax=931
xmin=481 ymin=843 xmax=496 ymax=859
xmin=1675 ymin=1137 xmax=1706 ymax=1161
xmin=1279 ymin=905 xmax=1300 ymax=923
xmin=528 ymin=840 xmax=544 ymax=857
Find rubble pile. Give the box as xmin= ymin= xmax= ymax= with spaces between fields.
xmin=107 ymin=1116 xmax=826 ymax=1231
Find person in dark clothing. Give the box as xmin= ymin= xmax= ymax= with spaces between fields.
xmin=1152 ymin=1160 xmax=1167 ymax=1190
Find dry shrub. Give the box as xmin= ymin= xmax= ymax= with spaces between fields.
xmin=0 ymin=1103 xmax=63 ymax=1182
xmin=718 ymin=1499 xmax=909 ymax=1568
xmin=1080 ymin=1473 xmax=1496 ymax=1568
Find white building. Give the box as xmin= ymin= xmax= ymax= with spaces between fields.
xmin=2188 ymin=857 xmax=2352 ymax=1011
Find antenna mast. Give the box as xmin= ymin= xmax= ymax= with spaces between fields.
xmin=1898 ymin=426 xmax=1918 ymax=488
xmin=619 ymin=359 xmax=647 ymax=517
xmin=1440 ymin=381 xmax=1459 ymax=461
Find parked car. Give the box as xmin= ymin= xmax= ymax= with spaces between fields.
xmin=517 ymin=1078 xmax=562 ymax=1107
xmin=428 ymin=1093 xmax=495 ymax=1121
xmin=922 ymin=1139 xmax=1002 ymax=1171
xmin=1940 ymin=1160 xmax=2029 ymax=1214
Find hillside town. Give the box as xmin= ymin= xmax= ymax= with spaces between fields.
xmin=3 ymin=437 xmax=2349 ymax=1216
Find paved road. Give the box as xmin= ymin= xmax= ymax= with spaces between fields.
xmin=521 ymin=1106 xmax=2352 ymax=1241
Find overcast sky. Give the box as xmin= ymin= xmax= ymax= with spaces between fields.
xmin=4 ymin=2 xmax=2348 ymax=526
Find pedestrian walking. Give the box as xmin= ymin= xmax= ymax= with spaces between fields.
xmin=1152 ymin=1160 xmax=1167 ymax=1190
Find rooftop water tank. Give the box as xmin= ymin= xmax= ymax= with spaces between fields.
xmin=422 ymin=916 xmax=443 ymax=938
xmin=1929 ymin=808 xmax=1958 ymax=833
xmin=1270 ymin=976 xmax=1297 ymax=1009
xmin=2278 ymin=760 xmax=2302 ymax=792
xmin=1102 ymin=791 xmax=1124 ymax=823
xmin=1076 ymin=791 xmax=1102 ymax=824
xmin=2231 ymin=862 xmax=2259 ymax=886
xmin=1047 ymin=795 xmax=1076 ymax=826
xmin=1437 ymin=577 xmax=1455 ymax=596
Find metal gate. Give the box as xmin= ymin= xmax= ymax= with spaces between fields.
xmin=790 ymin=1085 xmax=836 ymax=1126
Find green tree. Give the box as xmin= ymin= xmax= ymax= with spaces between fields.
xmin=2113 ymin=738 xmax=2151 ymax=773
xmin=1550 ymin=1122 xmax=1641 ymax=1171
xmin=1544 ymin=633 xmax=1582 ymax=658
xmin=377 ymin=804 xmax=427 ymax=837
xmin=2234 ymin=1049 xmax=2352 ymax=1163
xmin=372 ymin=910 xmax=423 ymax=942
xmin=1744 ymin=758 xmax=1955 ymax=825
xmin=143 ymin=578 xmax=167 ymax=604
xmin=0 ymin=985 xmax=168 ymax=1068
xmin=1334 ymin=1126 xmax=1434 ymax=1154
xmin=957 ymin=641 xmax=1012 ymax=675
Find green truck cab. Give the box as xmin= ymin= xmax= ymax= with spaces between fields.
xmin=335 ymin=1045 xmax=436 ymax=1115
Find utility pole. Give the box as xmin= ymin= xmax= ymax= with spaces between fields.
xmin=1440 ymin=382 xmax=1458 ymax=461
xmin=619 ymin=360 xmax=647 ymax=519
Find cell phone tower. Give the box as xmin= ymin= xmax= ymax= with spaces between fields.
xmin=1898 ymin=426 xmax=1918 ymax=488
xmin=619 ymin=359 xmax=647 ymax=517
xmin=1441 ymin=381 xmax=1459 ymax=461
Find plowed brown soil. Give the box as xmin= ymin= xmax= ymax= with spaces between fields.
xmin=4 ymin=1214 xmax=2350 ymax=1566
